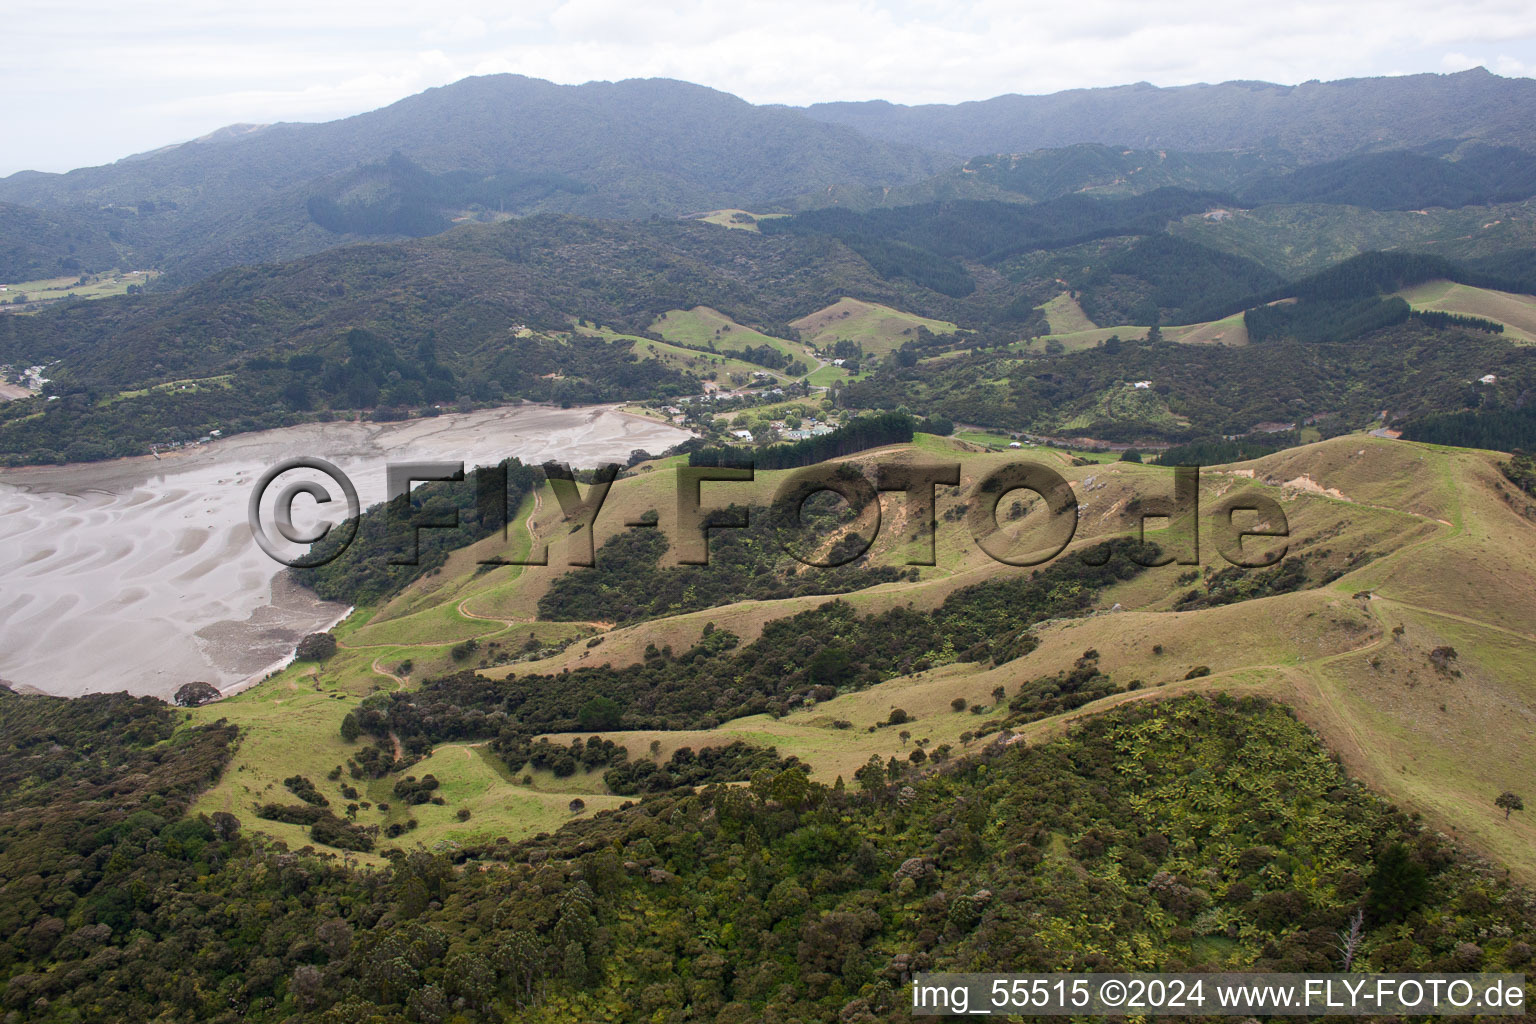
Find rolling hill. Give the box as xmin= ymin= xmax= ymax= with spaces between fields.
xmin=183 ymin=434 xmax=1536 ymax=884
xmin=1396 ymin=279 xmax=1536 ymax=343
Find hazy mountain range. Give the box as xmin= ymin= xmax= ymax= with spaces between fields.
xmin=2 ymin=68 xmax=1535 ymax=282
xmin=802 ymin=67 xmax=1536 ymax=157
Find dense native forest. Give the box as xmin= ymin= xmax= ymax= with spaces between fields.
xmin=0 ymin=210 xmax=951 ymax=464
xmin=955 ymin=141 xmax=1536 ymax=211
xmin=536 ymin=501 xmax=914 ymax=627
xmin=0 ymin=322 xmax=695 ymax=464
xmin=759 ymin=189 xmax=1234 ymax=297
xmin=842 ymin=320 xmax=1536 ymax=444
xmin=3 ymin=685 xmax=1533 ymax=1023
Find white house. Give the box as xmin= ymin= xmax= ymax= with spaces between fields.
xmin=731 ymin=429 xmax=754 ymax=440
xmin=1480 ymin=374 xmax=1499 ymax=384
xmin=1131 ymin=380 xmax=1152 ymax=389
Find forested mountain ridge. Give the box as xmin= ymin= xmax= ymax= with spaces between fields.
xmin=0 ymin=76 xmax=939 ymax=210
xmin=1239 ymin=143 xmax=1536 ymax=209
xmin=0 ymin=75 xmax=945 ymax=280
xmin=7 ymin=71 xmax=1536 ymax=284
xmin=802 ymin=67 xmax=1536 ymax=159
xmin=951 ymin=142 xmax=1536 ymax=211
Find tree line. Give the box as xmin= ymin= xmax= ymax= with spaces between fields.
xmin=688 ymin=411 xmax=915 ymax=470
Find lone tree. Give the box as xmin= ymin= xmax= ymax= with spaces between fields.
xmin=210 ymin=811 xmax=241 ymax=842
xmin=295 ymin=633 xmax=337 ymax=661
xmin=1496 ymin=791 xmax=1525 ymax=820
xmin=172 ymin=681 xmax=221 ymax=707
xmin=1428 ymin=645 xmax=1459 ymax=673
xmin=568 ymin=798 xmax=586 ymax=814
xmin=951 ymin=697 xmax=968 ymax=712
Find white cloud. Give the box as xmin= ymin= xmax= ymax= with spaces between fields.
xmin=3 ymin=0 xmax=1535 ymax=174
xmin=1491 ymin=54 xmax=1536 ymax=76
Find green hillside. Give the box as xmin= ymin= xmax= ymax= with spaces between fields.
xmin=154 ymin=437 xmax=1535 ymax=884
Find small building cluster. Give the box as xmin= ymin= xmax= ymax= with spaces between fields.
xmin=2 ymin=364 xmax=52 ymax=392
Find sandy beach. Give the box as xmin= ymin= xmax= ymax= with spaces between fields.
xmin=0 ymin=404 xmax=692 ymax=699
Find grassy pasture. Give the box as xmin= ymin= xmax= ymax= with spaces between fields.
xmin=806 ymin=363 xmax=860 ymax=386
xmin=953 ymin=429 xmax=1018 ymax=448
xmin=791 ymin=297 xmax=958 ymax=357
xmin=1040 ymin=291 xmax=1097 ymax=334
xmin=650 ymin=305 xmax=817 ymax=367
xmin=579 ymin=322 xmax=779 ymax=382
xmin=1396 ymin=279 xmax=1536 ymax=343
xmin=1168 ymin=311 xmax=1250 ymax=345
xmin=102 ymin=373 xmax=235 ymax=407
xmin=686 ymin=209 xmax=787 ymax=231
xmin=1 ymin=268 xmax=159 ymax=310
xmin=1014 ymin=311 xmax=1249 ymax=355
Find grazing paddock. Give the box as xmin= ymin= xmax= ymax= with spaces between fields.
xmin=1396 ymin=279 xmax=1536 ymax=343
xmin=791 ymin=297 xmax=958 ymax=357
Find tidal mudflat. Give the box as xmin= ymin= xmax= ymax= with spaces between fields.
xmin=0 ymin=404 xmax=692 ymax=698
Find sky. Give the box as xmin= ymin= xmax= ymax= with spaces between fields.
xmin=6 ymin=0 xmax=1536 ymax=176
